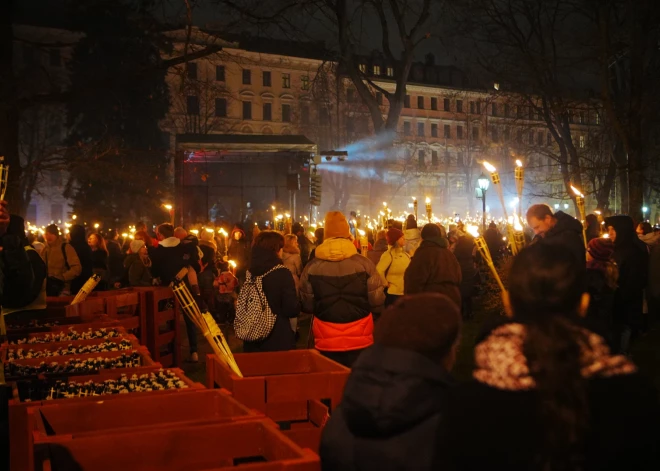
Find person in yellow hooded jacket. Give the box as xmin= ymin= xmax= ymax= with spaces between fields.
xmin=300 ymin=211 xmax=385 ymax=367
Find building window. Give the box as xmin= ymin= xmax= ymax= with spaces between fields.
xmin=346 ymin=116 xmax=355 ymax=134
xmin=503 ymin=128 xmax=510 ymax=142
xmin=301 ymin=105 xmax=309 ymax=123
xmin=417 ymin=122 xmax=425 ymax=136
xmin=456 ymin=179 xmax=465 ymax=193
xmin=537 ymin=131 xmax=544 ymax=146
xmin=51 ymin=170 xmax=62 ymax=186
xmin=418 ymin=150 xmax=426 ymax=169
xmin=359 ymin=64 xmax=366 ymax=73
xmin=418 ymin=96 xmax=424 ymax=109
xmin=456 ymin=100 xmax=463 ymax=113
xmin=492 ymin=103 xmax=498 ymax=117
xmin=491 ymin=128 xmax=499 ymax=142
xmin=579 ymin=135 xmax=585 ymax=148
xmin=282 ymin=73 xmax=291 ymax=88
xmin=242 ymin=69 xmax=251 ymax=85
xmin=579 ymin=111 xmax=586 ymax=124
xmin=186 ymin=95 xmax=199 ymax=115
xmin=504 ymin=103 xmax=510 ymax=117
xmin=444 ymin=151 xmax=452 ymax=166
xmin=403 ymin=122 xmax=412 ymax=136
xmin=301 ymin=76 xmax=310 ymax=90
xmin=263 ymin=71 xmax=272 ymax=87
xmin=282 ymin=104 xmax=291 ymax=122
xmin=373 ymin=65 xmax=381 ymax=75
xmin=443 ymin=98 xmax=450 ymax=112
xmin=595 ymin=113 xmax=601 ymax=125
xmin=430 ymin=97 xmax=437 ymax=110
xmin=216 ymin=65 xmax=225 ymax=81
xmin=431 ymin=123 xmax=438 ymax=137
xmin=49 ymin=49 xmax=61 ymax=67
xmin=319 ymin=107 xmax=330 ymax=125
xmin=263 ymin=103 xmax=272 ymax=121
xmin=50 ymin=204 xmax=63 ymax=223
xmin=186 ymin=62 xmax=197 ymax=79
xmin=243 ymin=101 xmax=252 ymax=120
xmin=444 ymin=124 xmax=451 ymax=139
xmin=376 ymin=92 xmax=383 ymax=105
xmin=215 ymin=98 xmax=227 ymax=117
xmin=529 ymin=131 xmax=535 ymax=144
xmin=432 ymin=150 xmax=439 ymax=167
xmin=517 ymin=105 xmax=524 ymax=118
xmin=387 ymin=66 xmax=394 ymax=77
xmin=347 ymin=88 xmax=355 ymax=102
xmin=457 ymin=152 xmax=464 ymax=167
xmin=404 ymin=95 xmax=411 ymax=108
xmin=456 ymin=125 xmax=463 ymax=139
xmin=529 ymin=107 xmax=535 ymax=120
xmin=472 ymin=127 xmax=479 ymax=140
xmin=470 ymin=101 xmax=476 ymax=114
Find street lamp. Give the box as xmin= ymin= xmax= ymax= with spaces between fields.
xmin=643 ymin=206 xmax=648 ymax=220
xmin=476 ymin=172 xmax=490 ymax=235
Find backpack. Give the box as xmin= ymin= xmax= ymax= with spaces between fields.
xmin=234 ymin=265 xmax=286 ymax=342
xmin=2 ymin=244 xmax=47 ymax=308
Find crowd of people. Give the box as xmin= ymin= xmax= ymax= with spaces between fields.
xmin=1 ymin=197 xmax=659 ymax=469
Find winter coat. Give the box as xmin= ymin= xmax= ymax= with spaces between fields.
xmin=300 ymin=237 xmax=385 ymax=353
xmin=124 ymin=253 xmax=153 ymax=287
xmin=228 ymin=231 xmax=249 ymax=276
xmin=403 ymin=227 xmax=422 ymax=256
xmin=42 ymin=238 xmax=82 ymax=288
xmin=68 ymin=238 xmax=93 ymax=295
xmin=297 ymin=233 xmax=312 ymax=267
xmin=376 ymin=246 xmax=411 ymax=296
xmin=484 ymin=227 xmax=504 ymax=261
xmin=320 ymin=344 xmax=454 ymax=471
xmin=586 ymin=267 xmax=615 ymax=343
xmin=535 ymin=211 xmax=586 ymax=264
xmin=453 ymin=236 xmax=477 ymax=298
xmin=106 ymin=239 xmax=124 ymax=283
xmin=281 ymin=248 xmax=302 ymax=292
xmin=367 ymin=239 xmax=388 ymax=266
xmin=90 ymin=249 xmax=108 ymax=271
xmin=242 ymin=246 xmax=300 ymax=353
xmin=403 ymin=237 xmax=462 ymax=307
xmin=441 ymin=320 xmax=660 ymax=471
xmin=199 ymin=240 xmax=218 ymax=275
xmin=150 ymin=237 xmax=190 ymax=285
xmin=608 ymin=217 xmax=649 ymax=328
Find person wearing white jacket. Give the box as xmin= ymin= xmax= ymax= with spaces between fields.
xmin=404 ymin=214 xmax=422 ymax=256
xmin=377 ymin=228 xmax=411 ymax=307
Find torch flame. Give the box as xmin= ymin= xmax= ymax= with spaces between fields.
xmin=218 ymin=228 xmax=227 ymax=236
xmin=425 ymin=197 xmax=431 ymax=204
xmin=483 ymin=161 xmax=497 ymax=173
xmin=514 ymin=216 xmax=524 ymax=231
xmin=570 ymin=185 xmax=584 ymax=198
xmin=358 ymin=229 xmax=365 ymax=236
xmin=412 ymin=196 xmax=416 ymax=201
xmin=466 ymin=224 xmax=480 ymax=238
xmin=516 ymin=159 xmax=523 ymax=167
xmin=228 ymin=260 xmax=237 ymax=268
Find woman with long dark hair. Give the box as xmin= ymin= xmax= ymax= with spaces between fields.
xmin=88 ymin=232 xmax=109 ymax=290
xmin=443 ymin=243 xmax=660 ymax=471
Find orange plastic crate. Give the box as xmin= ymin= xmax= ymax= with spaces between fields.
xmin=280 ymin=400 xmax=329 ymax=454
xmin=38 ymin=419 xmax=320 ymax=471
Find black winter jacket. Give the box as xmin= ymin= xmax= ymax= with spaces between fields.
xmin=150 ymin=238 xmax=190 ymax=285
xmin=320 ymin=344 xmax=454 ymax=471
xmin=534 ymin=211 xmax=586 ymax=263
xmin=69 ymin=240 xmax=93 ymax=295
xmin=242 ymin=246 xmax=300 ymax=353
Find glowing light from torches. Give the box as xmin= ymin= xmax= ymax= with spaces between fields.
xmin=483 ymin=161 xmax=497 ymax=173
xmin=383 ymin=202 xmax=387 ymax=207
xmin=516 ymin=159 xmax=523 ymax=168
xmin=514 ymin=216 xmax=523 ymax=232
xmin=121 ymin=233 xmax=128 ymax=238
xmin=466 ymin=225 xmax=480 ymax=238
xmin=190 ymin=229 xmax=199 ymax=235
xmin=228 ymin=260 xmax=237 ymax=268
xmin=72 ymin=215 xmax=77 ymax=220
xmin=205 ymin=228 xmax=214 ymax=234
xmin=276 ymin=214 xmax=284 ymax=221
xmin=358 ymin=229 xmax=365 ymax=236
xmin=218 ymin=228 xmax=227 ymax=236
xmin=94 ymin=223 xmax=99 ymax=229
xmin=163 ymin=204 xmax=173 ymax=211
xmin=602 ymin=233 xmax=609 ymax=238
xmin=570 ymin=185 xmax=584 ymax=198
xmin=285 ymin=213 xmax=291 ymax=219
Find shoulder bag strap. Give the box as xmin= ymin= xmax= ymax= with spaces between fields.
xmin=61 ymin=243 xmax=70 ymax=270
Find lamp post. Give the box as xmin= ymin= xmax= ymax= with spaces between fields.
xmin=643 ymin=206 xmax=648 ymax=221
xmin=476 ymin=173 xmax=490 ymax=235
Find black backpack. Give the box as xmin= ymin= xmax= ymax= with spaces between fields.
xmin=1 ymin=238 xmax=47 ymax=309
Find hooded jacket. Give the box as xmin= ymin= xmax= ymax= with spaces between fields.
xmin=403 ymin=237 xmax=462 ymax=306
xmin=281 ymin=247 xmax=302 ymax=292
xmin=535 ymin=211 xmax=586 ymax=263
xmin=376 ymin=246 xmax=411 ymax=296
xmin=320 ymin=344 xmax=454 ymax=471
xmin=42 ymin=237 xmax=82 ymax=287
xmin=242 ymin=245 xmax=299 ymax=353
xmin=606 ymin=215 xmax=649 ymax=327
xmin=228 ymin=229 xmax=249 ymax=274
xmin=403 ymin=227 xmax=422 ymax=256
xmin=150 ymin=237 xmax=189 ymax=285
xmin=124 ymin=253 xmax=153 ymax=287
xmin=367 ymin=238 xmax=388 ymax=266
xmin=300 ymin=237 xmax=385 ymax=352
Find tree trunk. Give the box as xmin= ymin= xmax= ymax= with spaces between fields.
xmin=613 ymin=140 xmax=629 ymax=214
xmin=0 ymin=1 xmax=24 ymax=215
xmin=596 ymin=157 xmax=617 ymax=211
xmin=628 ymin=147 xmax=644 ymax=221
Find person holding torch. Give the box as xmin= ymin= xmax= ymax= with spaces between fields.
xmin=525 ymin=204 xmax=585 ymax=264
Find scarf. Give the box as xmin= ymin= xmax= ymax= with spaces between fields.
xmin=474 ymin=323 xmax=636 ymax=391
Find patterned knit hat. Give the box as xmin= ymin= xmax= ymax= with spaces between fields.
xmin=587 ymin=237 xmax=614 ymax=261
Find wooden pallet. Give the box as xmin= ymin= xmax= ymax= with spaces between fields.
xmin=144 ymin=287 xmax=180 ymax=368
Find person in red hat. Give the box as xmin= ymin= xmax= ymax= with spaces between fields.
xmin=376 ymin=227 xmax=411 ymax=307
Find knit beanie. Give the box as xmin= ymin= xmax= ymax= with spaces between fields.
xmin=587 ymin=237 xmax=614 ymax=261
xmin=324 ymin=211 xmax=351 ymax=239
xmin=405 ymin=214 xmax=417 ymax=229
xmin=130 ymin=239 xmax=145 ymax=254
xmin=386 ymin=227 xmax=404 ymax=246
xmin=421 ymin=223 xmax=442 ymax=240
xmin=375 ymin=293 xmax=461 ymax=363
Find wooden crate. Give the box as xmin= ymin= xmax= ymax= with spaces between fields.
xmin=9 ymin=367 xmax=199 ymax=471
xmin=280 ymin=400 xmax=329 ymax=454
xmin=145 ymin=287 xmax=180 ymax=368
xmin=206 ymin=350 xmax=349 ymax=421
xmin=37 ymin=418 xmax=319 ymax=471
